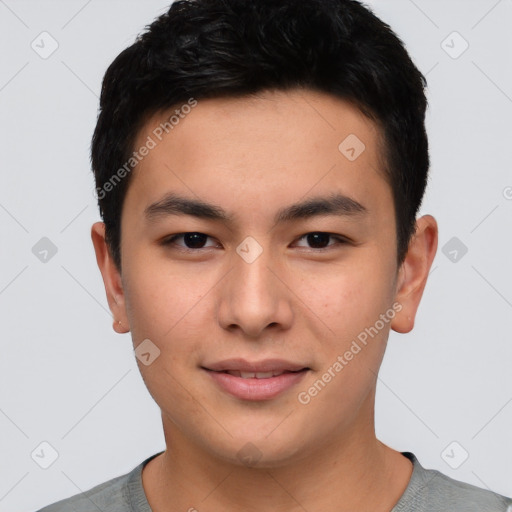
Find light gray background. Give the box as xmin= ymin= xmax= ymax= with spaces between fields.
xmin=1 ymin=1 xmax=511 ymax=510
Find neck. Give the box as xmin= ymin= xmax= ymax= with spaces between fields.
xmin=142 ymin=395 xmax=412 ymax=512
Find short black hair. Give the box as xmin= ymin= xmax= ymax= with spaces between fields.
xmin=91 ymin=0 xmax=429 ymax=272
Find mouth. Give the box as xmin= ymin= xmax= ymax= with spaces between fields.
xmin=208 ymin=369 xmax=307 ymax=379
xmin=201 ymin=365 xmax=310 ymax=401
xmin=202 ymin=357 xmax=309 ymax=374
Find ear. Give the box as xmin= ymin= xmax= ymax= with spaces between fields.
xmin=391 ymin=215 xmax=438 ymax=334
xmin=91 ymin=222 xmax=130 ymax=334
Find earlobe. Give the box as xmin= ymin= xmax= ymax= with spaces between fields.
xmin=113 ymin=318 xmax=129 ymax=334
xmin=90 ymin=222 xmax=130 ymax=333
xmin=391 ymin=215 xmax=438 ymax=334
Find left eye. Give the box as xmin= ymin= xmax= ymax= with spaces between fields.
xmin=162 ymin=232 xmax=347 ymax=251
xmin=293 ymin=232 xmax=348 ymax=250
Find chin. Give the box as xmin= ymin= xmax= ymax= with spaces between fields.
xmin=206 ymin=432 xmax=310 ymax=470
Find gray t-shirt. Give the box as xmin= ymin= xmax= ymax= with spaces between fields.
xmin=37 ymin=451 xmax=512 ymax=511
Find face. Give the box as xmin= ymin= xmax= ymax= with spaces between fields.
xmin=92 ymin=88 xmax=437 ymax=468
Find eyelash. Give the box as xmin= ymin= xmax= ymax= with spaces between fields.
xmin=161 ymin=232 xmax=350 ymax=252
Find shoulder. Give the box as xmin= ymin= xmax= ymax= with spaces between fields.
xmin=394 ymin=452 xmax=512 ymax=512
xmin=36 ymin=477 xmax=128 ymax=511
xmin=36 ymin=471 xmax=133 ymax=512
xmin=34 ymin=454 xmax=157 ymax=512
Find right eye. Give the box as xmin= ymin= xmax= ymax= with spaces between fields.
xmin=160 ymin=232 xmax=220 ymax=251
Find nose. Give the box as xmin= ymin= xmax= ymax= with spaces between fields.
xmin=216 ymin=244 xmax=294 ymax=339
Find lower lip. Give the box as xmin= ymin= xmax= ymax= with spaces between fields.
xmin=204 ymin=369 xmax=309 ymax=401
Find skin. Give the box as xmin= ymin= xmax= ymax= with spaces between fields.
xmin=91 ymin=88 xmax=438 ymax=512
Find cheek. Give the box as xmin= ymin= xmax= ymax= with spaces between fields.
xmin=297 ymin=258 xmax=394 ymax=334
xmin=124 ymin=264 xmax=211 ymax=399
xmin=299 ymin=257 xmax=397 ymax=392
xmin=123 ymin=257 xmax=213 ymax=347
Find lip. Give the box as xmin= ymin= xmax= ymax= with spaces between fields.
xmin=202 ymin=358 xmax=310 ymax=401
xmin=202 ymin=358 xmax=308 ymax=373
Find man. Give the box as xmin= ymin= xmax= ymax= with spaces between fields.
xmin=37 ymin=0 xmax=512 ymax=510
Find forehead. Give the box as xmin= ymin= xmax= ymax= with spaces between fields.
xmin=123 ymin=88 xmax=390 ymax=226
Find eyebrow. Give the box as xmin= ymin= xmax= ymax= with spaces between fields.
xmin=144 ymin=192 xmax=368 ymax=226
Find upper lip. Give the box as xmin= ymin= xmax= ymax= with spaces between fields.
xmin=202 ymin=358 xmax=309 ymax=373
